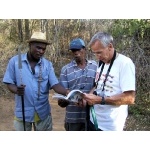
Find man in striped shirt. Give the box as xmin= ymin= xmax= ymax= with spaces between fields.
xmin=58 ymin=38 xmax=97 ymax=131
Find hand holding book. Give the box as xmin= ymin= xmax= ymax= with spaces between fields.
xmin=58 ymin=99 xmax=70 ymax=108
xmin=52 ymin=89 xmax=84 ymax=103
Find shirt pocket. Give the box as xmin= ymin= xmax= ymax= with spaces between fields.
xmin=42 ymin=71 xmax=48 ymax=81
xmin=40 ymin=71 xmax=49 ymax=93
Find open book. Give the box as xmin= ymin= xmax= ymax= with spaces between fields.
xmin=52 ymin=89 xmax=83 ymax=103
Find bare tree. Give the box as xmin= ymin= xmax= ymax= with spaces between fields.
xmin=25 ymin=19 xmax=30 ymax=40
xmin=18 ymin=19 xmax=23 ymax=43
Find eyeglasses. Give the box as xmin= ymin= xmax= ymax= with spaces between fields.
xmin=92 ymin=44 xmax=111 ymax=55
xmin=93 ymin=51 xmax=102 ymax=56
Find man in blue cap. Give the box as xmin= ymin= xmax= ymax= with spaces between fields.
xmin=58 ymin=38 xmax=97 ymax=131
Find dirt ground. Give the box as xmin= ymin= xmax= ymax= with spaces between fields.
xmin=0 ymin=90 xmax=150 ymax=131
xmin=0 ymin=91 xmax=66 ymax=131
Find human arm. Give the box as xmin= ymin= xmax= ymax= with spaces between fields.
xmin=84 ymin=55 xmax=136 ymax=106
xmin=52 ymin=83 xmax=69 ymax=96
xmin=3 ymin=56 xmax=26 ymax=96
xmin=52 ymin=83 xmax=70 ymax=107
xmin=56 ymin=88 xmax=70 ymax=108
xmin=83 ymin=90 xmax=135 ymax=106
xmin=56 ymin=65 xmax=71 ymax=107
xmin=7 ymin=84 xmax=26 ymax=96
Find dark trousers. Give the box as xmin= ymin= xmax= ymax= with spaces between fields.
xmin=88 ymin=121 xmax=103 ymax=131
xmin=64 ymin=122 xmax=86 ymax=131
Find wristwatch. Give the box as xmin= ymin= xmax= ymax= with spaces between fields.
xmin=100 ymin=96 xmax=105 ymax=105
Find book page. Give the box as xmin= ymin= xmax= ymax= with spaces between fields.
xmin=52 ymin=89 xmax=83 ymax=103
xmin=52 ymin=94 xmax=68 ymax=100
xmin=67 ymin=89 xmax=83 ymax=98
xmin=66 ymin=90 xmax=83 ymax=103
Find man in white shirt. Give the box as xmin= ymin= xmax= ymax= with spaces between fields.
xmin=83 ymin=32 xmax=135 ymax=131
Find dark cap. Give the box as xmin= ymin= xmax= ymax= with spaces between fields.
xmin=69 ymin=38 xmax=85 ymax=50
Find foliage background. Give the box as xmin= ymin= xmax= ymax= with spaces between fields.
xmin=0 ymin=19 xmax=149 ymax=130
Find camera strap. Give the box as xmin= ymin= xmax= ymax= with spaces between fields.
xmin=95 ymin=62 xmax=105 ymax=88
xmin=95 ymin=50 xmax=116 ymax=90
xmin=91 ymin=50 xmax=116 ymax=130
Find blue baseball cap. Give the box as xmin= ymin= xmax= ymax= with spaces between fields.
xmin=69 ymin=38 xmax=85 ymax=50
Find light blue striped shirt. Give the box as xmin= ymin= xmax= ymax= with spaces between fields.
xmin=59 ymin=59 xmax=97 ymax=123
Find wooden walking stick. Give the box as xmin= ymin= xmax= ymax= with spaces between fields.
xmin=18 ymin=44 xmax=26 ymax=131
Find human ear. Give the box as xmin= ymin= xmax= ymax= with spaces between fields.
xmin=108 ymin=43 xmax=113 ymax=49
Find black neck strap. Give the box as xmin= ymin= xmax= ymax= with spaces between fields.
xmin=95 ymin=50 xmax=116 ymax=90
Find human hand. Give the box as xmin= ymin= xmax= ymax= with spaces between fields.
xmin=75 ymin=99 xmax=87 ymax=107
xmin=58 ymin=99 xmax=70 ymax=108
xmin=16 ymin=84 xmax=26 ymax=96
xmin=83 ymin=93 xmax=98 ymax=106
xmin=66 ymin=90 xmax=70 ymax=96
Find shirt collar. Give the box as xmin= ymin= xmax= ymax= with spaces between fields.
xmin=22 ymin=53 xmax=42 ymax=65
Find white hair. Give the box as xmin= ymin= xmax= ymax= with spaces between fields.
xmin=89 ymin=32 xmax=114 ymax=47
